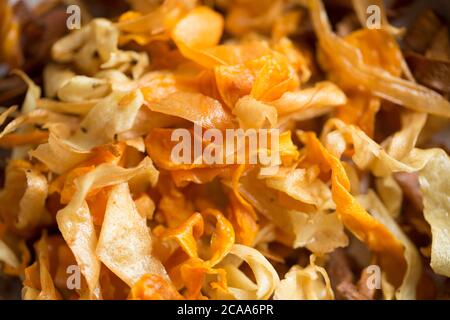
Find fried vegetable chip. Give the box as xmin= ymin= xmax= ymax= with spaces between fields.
xmin=0 ymin=0 xmax=449 ymax=301
xmin=97 ymin=183 xmax=167 ymax=286
xmin=274 ymin=255 xmax=334 ymax=300
xmin=419 ymin=150 xmax=450 ymax=278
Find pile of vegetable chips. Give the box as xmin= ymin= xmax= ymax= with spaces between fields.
xmin=0 ymin=0 xmax=449 ymax=300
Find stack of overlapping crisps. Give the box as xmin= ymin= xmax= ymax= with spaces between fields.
xmin=0 ymin=0 xmax=449 ymax=300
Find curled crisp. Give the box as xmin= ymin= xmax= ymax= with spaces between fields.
xmin=307 ymin=0 xmax=450 ymax=117
xmin=274 ymin=255 xmax=334 ymax=300
xmin=218 ymin=244 xmax=280 ymax=300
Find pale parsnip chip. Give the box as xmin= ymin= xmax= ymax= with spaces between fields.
xmin=291 ymin=211 xmax=349 ymax=254
xmin=265 ymin=167 xmax=334 ymax=210
xmin=97 ymin=183 xmax=167 ymax=287
xmin=57 ymin=76 xmax=111 ymax=103
xmin=57 ymin=200 xmax=100 ymax=299
xmin=0 ymin=239 xmax=20 ymax=269
xmin=218 ymin=244 xmax=279 ymax=300
xmin=30 ymin=125 xmax=91 ymax=175
xmin=419 ymin=149 xmax=450 ymax=277
xmin=56 ymin=157 xmax=159 ymax=297
xmin=331 ymin=117 xmax=434 ymax=177
xmin=52 ymin=19 xmax=119 ymax=76
xmin=64 ymin=157 xmax=159 ymax=197
xmin=384 ymin=112 xmax=428 ymax=160
xmin=274 ymin=255 xmax=334 ymax=300
xmin=68 ymin=89 xmax=143 ymax=151
xmin=101 ymin=51 xmax=149 ymax=80
xmin=95 ymin=70 xmax=133 ymax=90
xmin=0 ymin=161 xmax=50 ymax=230
xmin=43 ymin=64 xmax=76 ymax=98
xmin=0 ymin=109 xmax=79 ymax=139
xmin=16 ymin=166 xmax=49 ymax=230
xmin=270 ymin=82 xmax=347 ymax=117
